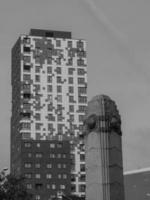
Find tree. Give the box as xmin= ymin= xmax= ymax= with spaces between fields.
xmin=0 ymin=172 xmax=32 ymax=200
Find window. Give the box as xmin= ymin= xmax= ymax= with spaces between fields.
xmin=48 ymin=94 xmax=53 ymax=102
xmin=57 ymin=104 xmax=62 ymax=110
xmin=52 ymin=184 xmax=56 ymax=190
xmin=58 ymin=124 xmax=63 ymax=133
xmin=35 ymin=47 xmax=40 ymax=56
xmin=69 ymin=96 xmax=74 ymax=103
xmin=46 ymin=174 xmax=52 ymax=179
xmin=77 ymin=50 xmax=86 ymax=57
xmin=23 ymin=103 xmax=31 ymax=110
xmin=78 ymin=78 xmax=85 ymax=84
xmin=79 ymin=115 xmax=84 ymax=122
xmin=23 ymin=64 xmax=31 ymax=71
xmin=78 ymin=105 xmax=86 ymax=113
xmin=80 ymin=164 xmax=85 ymax=172
xmin=47 ymin=66 xmax=52 ymax=74
xmin=35 ymin=183 xmax=43 ymax=190
xmin=77 ymin=41 xmax=84 ymax=49
xmin=56 ymin=58 xmax=61 ymax=65
xmin=26 ymin=184 xmax=32 ymax=189
xmin=47 ymin=76 xmax=52 ymax=83
xmin=68 ymin=41 xmax=72 ymax=48
xmin=56 ymin=67 xmax=61 ymax=74
xmin=57 ymin=164 xmax=61 ymax=168
xmin=48 ymin=123 xmax=53 ymax=131
xmin=23 ymin=74 xmax=30 ymax=81
xmin=57 ymin=85 xmax=62 ymax=93
xmin=57 ymin=114 xmax=63 ymax=122
xmin=57 ymin=154 xmax=61 ymax=158
xmin=47 ymin=184 xmax=51 ymax=189
xmin=57 ymin=95 xmax=62 ymax=102
xmin=63 ymin=174 xmax=67 ymax=179
xmin=70 ymin=115 xmax=74 ymax=122
xmin=24 ymin=163 xmax=31 ymax=168
xmin=35 ymin=57 xmax=40 ymax=63
xmin=71 ymin=174 xmax=76 ymax=182
xmin=46 ymin=163 xmax=52 ymax=168
xmin=28 ymin=153 xmax=32 ymax=157
xmin=35 ymin=113 xmax=41 ymax=121
xmin=71 ymin=185 xmax=76 ymax=192
xmin=35 ymin=163 xmax=41 ymax=168
xmin=80 ymin=154 xmax=85 ymax=161
xmin=60 ymin=185 xmax=66 ymax=190
xmin=35 ymin=174 xmax=41 ymax=179
xmin=23 ymin=56 xmax=30 ymax=63
xmin=78 ymin=96 xmax=87 ymax=103
xmin=36 ymin=143 xmax=40 ymax=148
xmin=77 ymin=59 xmax=84 ymax=66
xmin=36 ymin=133 xmax=41 ymax=140
xmin=57 ymin=143 xmax=63 ymax=148
xmin=48 ymin=114 xmax=54 ymax=121
xmin=68 ymin=58 xmax=73 ymax=65
xmin=62 ymin=154 xmax=67 ymax=158
xmin=79 ymin=184 xmax=86 ymax=192
xmin=47 ymin=57 xmax=52 ymax=64
xmin=56 ymin=40 xmax=61 ymax=47
xmin=35 ymin=84 xmax=40 ymax=91
xmin=50 ymin=143 xmax=55 ymax=148
xmin=35 ymin=195 xmax=40 ymax=200
xmin=78 ymin=68 xmax=85 ymax=75
xmin=35 ymin=153 xmax=42 ymax=158
xmin=21 ymin=112 xmax=31 ymax=119
xmin=79 ymin=174 xmax=86 ymax=182
xmin=50 ymin=154 xmax=55 ymax=158
xmin=35 ymin=123 xmax=41 ymax=130
xmin=23 ymin=93 xmax=31 ymax=99
xmin=58 ymin=174 xmax=61 ymax=179
xmin=63 ymin=164 xmax=66 ymax=168
xmin=22 ymin=132 xmax=30 ymax=140
xmin=78 ymin=87 xmax=87 ymax=94
xmin=57 ymin=76 xmax=62 ymax=83
xmin=35 ymin=75 xmax=40 ymax=82
xmin=35 ymin=103 xmax=41 ymax=111
xmin=35 ymin=66 xmax=40 ymax=73
xmin=68 ymin=50 xmax=75 ymax=57
xmin=23 ymin=37 xmax=30 ymax=44
xmin=68 ymin=68 xmax=74 ymax=75
xmin=68 ymin=77 xmax=73 ymax=84
xmin=25 ymin=173 xmax=31 ymax=179
xmin=47 ymin=48 xmax=52 ymax=57
xmin=46 ymin=31 xmax=53 ymax=37
xmin=47 ymin=85 xmax=52 ymax=92
xmin=48 ymin=104 xmax=53 ymax=111
xmin=57 ymin=135 xmax=63 ymax=142
xmin=69 ymin=86 xmax=74 ymax=93
xmin=21 ymin=123 xmax=31 ymax=130
xmin=23 ymin=84 xmax=30 ymax=90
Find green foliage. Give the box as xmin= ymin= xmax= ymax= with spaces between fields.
xmin=0 ymin=173 xmax=32 ymax=200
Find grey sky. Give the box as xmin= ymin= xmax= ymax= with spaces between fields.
xmin=0 ymin=0 xmax=150 ymax=171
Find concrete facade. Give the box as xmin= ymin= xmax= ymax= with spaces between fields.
xmin=84 ymin=95 xmax=124 ymax=200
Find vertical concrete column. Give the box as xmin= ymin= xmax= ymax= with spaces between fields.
xmin=84 ymin=95 xmax=125 ymax=200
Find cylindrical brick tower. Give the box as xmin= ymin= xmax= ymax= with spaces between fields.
xmin=84 ymin=95 xmax=124 ymax=200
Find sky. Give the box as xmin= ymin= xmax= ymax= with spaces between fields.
xmin=0 ymin=0 xmax=150 ymax=172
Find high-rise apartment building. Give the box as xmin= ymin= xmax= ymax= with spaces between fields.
xmin=11 ymin=29 xmax=87 ymax=200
